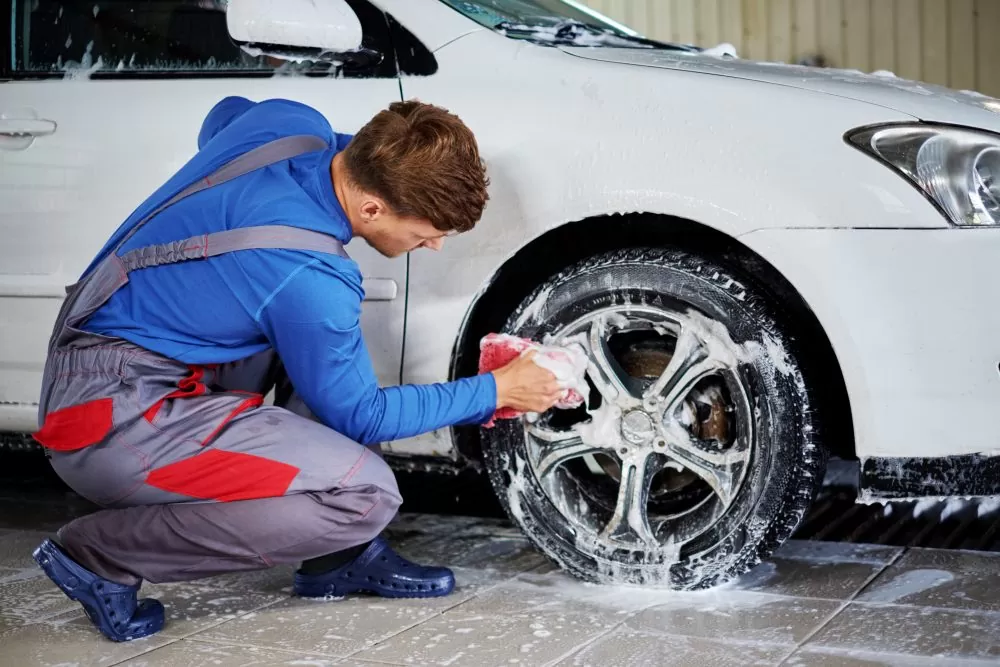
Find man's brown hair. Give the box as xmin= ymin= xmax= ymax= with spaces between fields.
xmin=343 ymin=100 xmax=489 ymax=234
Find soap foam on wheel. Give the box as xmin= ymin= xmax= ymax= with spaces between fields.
xmin=480 ymin=248 xmax=824 ymax=591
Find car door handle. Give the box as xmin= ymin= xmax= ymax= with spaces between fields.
xmin=0 ymin=118 xmax=57 ymax=137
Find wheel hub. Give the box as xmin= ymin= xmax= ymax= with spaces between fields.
xmin=620 ymin=410 xmax=656 ymax=445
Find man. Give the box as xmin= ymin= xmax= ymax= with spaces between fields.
xmin=30 ymin=96 xmax=563 ymax=642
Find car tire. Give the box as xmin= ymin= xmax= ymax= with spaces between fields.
xmin=480 ymin=247 xmax=826 ymax=589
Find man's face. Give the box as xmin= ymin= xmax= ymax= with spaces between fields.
xmin=356 ymin=199 xmax=454 ymax=258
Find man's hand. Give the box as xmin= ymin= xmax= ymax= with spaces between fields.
xmin=492 ymin=352 xmax=565 ymax=413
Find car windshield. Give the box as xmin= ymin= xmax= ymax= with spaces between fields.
xmin=439 ymin=0 xmax=631 ymax=34
xmin=437 ymin=0 xmax=696 ymax=50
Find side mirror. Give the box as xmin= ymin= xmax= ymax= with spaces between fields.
xmin=226 ymin=0 xmax=363 ymax=53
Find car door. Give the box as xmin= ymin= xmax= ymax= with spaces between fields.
xmin=0 ymin=0 xmax=406 ymax=434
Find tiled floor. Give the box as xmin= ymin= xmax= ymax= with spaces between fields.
xmin=1 ymin=510 xmax=1000 ymax=666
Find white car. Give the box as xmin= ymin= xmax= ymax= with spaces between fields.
xmin=3 ymin=0 xmax=999 ymax=589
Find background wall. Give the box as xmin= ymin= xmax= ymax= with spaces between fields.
xmin=579 ymin=0 xmax=1000 ymax=96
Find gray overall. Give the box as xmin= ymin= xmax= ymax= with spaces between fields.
xmin=32 ymin=135 xmax=402 ymax=586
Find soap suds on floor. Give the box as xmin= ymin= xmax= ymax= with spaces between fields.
xmin=861 ymin=569 xmax=956 ymax=603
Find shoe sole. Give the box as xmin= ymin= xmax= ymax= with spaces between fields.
xmin=294 ymin=579 xmax=455 ymax=599
xmin=32 ymin=541 xmax=164 ymax=642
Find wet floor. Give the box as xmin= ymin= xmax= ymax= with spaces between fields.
xmin=1 ymin=492 xmax=999 ymax=666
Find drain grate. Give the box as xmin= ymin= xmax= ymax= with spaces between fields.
xmin=794 ymin=459 xmax=1000 ymax=551
xmin=794 ymin=490 xmax=1000 ymax=551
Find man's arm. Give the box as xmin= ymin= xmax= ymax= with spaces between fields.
xmin=257 ymin=261 xmax=497 ymax=445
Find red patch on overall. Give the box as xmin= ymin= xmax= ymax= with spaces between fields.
xmin=32 ymin=398 xmax=114 ymax=451
xmin=146 ymin=449 xmax=299 ymax=502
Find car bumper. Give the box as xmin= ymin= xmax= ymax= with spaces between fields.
xmin=740 ymin=227 xmax=1000 ymax=460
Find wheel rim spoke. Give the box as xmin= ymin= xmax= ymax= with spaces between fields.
xmin=662 ymin=424 xmax=745 ymax=507
xmin=643 ymin=324 xmax=725 ymax=413
xmin=600 ymin=450 xmax=658 ymax=547
xmin=527 ymin=424 xmax=606 ymax=479
xmin=526 ymin=422 xmax=581 ymax=443
xmin=586 ymin=316 xmax=633 ymax=404
xmin=520 ymin=305 xmax=758 ymax=555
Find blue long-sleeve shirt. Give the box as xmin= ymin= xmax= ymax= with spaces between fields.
xmin=82 ymin=96 xmax=496 ymax=445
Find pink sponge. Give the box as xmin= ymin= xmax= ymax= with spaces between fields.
xmin=478 ymin=333 xmax=589 ymax=427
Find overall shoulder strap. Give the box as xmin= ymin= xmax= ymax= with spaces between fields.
xmin=108 ymin=134 xmax=331 ymax=258
xmin=118 ymin=225 xmax=349 ymax=274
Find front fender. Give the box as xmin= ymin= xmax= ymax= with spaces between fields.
xmin=389 ymin=31 xmax=951 ymax=457
xmin=740 ymin=227 xmax=1000 ymax=461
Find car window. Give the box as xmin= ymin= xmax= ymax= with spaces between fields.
xmin=10 ymin=0 xmax=397 ymax=79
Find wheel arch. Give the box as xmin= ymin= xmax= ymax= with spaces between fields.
xmin=449 ymin=212 xmax=855 ymax=464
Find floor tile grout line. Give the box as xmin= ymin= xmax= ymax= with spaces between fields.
xmin=539 ymin=588 xmax=696 ymax=667
xmin=333 ymin=558 xmax=884 ymax=667
xmin=22 ymin=597 xmax=98 ymax=626
xmin=850 ymin=546 xmax=908 ymax=601
xmin=183 ymin=634 xmax=409 ymax=665
xmin=25 ymin=597 xmax=193 ymax=667
xmin=336 ymin=608 xmax=466 ymax=662
xmin=780 ymin=617 xmax=840 ymax=667
xmin=0 ymin=565 xmax=36 ymax=572
xmin=345 ymin=657 xmax=412 ymax=666
xmin=150 ymin=565 xmax=531 ymax=660
xmin=833 ymin=545 xmax=1000 ymax=614
xmin=572 ymin=627 xmax=802 ymax=650
xmin=104 ymin=635 xmax=188 ymax=667
xmin=174 ymin=632 xmax=347 ymax=659
xmin=843 ymin=599 xmax=1000 ymax=615
xmin=542 ymin=619 xmax=628 ymax=667
xmin=550 ymin=623 xmax=808 ymax=667
xmin=16 ymin=577 xmax=290 ymax=634
xmin=29 ymin=608 xmax=85 ymax=626
xmin=329 ymin=554 xmax=546 ymax=661
xmin=771 ymin=645 xmax=800 ymax=667
xmin=155 ymin=594 xmax=292 ymax=642
xmin=0 ymin=567 xmax=44 ymax=585
xmin=776 ymin=643 xmax=809 ymax=667
xmin=338 ymin=578 xmax=517 ymax=660
xmin=179 ymin=578 xmax=294 ymax=594
xmin=523 ymin=560 xmax=555 ymax=575
xmin=776 ymin=547 xmax=909 ymax=665
xmin=777 ymin=644 xmax=1000 ymax=667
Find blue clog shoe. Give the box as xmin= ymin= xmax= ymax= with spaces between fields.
xmin=32 ymin=539 xmax=164 ymax=642
xmin=293 ymin=536 xmax=455 ymax=599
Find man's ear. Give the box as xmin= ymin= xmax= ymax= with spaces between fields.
xmin=359 ymin=198 xmax=384 ymax=222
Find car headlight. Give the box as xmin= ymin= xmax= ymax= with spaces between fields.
xmin=847 ymin=124 xmax=1000 ymax=226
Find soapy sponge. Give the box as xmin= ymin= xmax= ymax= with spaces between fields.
xmin=478 ymin=333 xmax=589 ymax=427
